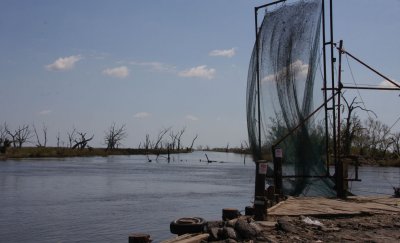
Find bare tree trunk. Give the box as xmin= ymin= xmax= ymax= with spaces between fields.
xmin=189 ymin=134 xmax=198 ymax=151
xmin=67 ymin=128 xmax=77 ymax=148
xmin=56 ymin=131 xmax=61 ymax=148
xmin=72 ymin=132 xmax=94 ymax=149
xmin=154 ymin=127 xmax=170 ymax=150
xmin=177 ymin=127 xmax=186 ymax=151
xmin=104 ymin=123 xmax=127 ymax=150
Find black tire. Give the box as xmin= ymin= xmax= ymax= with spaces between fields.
xmin=170 ymin=217 xmax=206 ymax=235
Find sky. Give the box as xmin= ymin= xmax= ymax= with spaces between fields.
xmin=0 ymin=0 xmax=399 ymax=148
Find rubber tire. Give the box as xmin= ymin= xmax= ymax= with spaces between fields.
xmin=170 ymin=217 xmax=206 ymax=235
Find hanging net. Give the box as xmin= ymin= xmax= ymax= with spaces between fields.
xmin=247 ymin=0 xmax=335 ymax=196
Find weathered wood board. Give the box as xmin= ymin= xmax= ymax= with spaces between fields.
xmin=267 ymin=196 xmax=400 ymax=217
xmin=161 ymin=233 xmax=209 ymax=243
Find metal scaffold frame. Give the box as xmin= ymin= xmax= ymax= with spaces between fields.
xmin=252 ymin=0 xmax=400 ymax=218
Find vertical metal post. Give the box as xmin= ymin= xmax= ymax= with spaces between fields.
xmin=337 ymin=40 xmax=345 ymax=198
xmin=254 ymin=7 xmax=262 ymax=157
xmin=322 ymin=0 xmax=330 ymax=176
xmin=254 ymin=160 xmax=267 ymax=221
xmin=273 ymin=146 xmax=283 ymax=195
xmin=252 ymin=0 xmax=287 ymax=221
xmin=328 ymin=0 xmax=339 ymax=198
xmin=253 ymin=7 xmax=265 ymax=221
xmin=321 ymin=0 xmax=330 ymax=176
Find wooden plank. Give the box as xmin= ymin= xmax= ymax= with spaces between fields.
xmin=161 ymin=233 xmax=209 ymax=243
xmin=267 ymin=196 xmax=400 ymax=217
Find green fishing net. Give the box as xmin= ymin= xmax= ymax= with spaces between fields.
xmin=247 ymin=0 xmax=335 ymax=196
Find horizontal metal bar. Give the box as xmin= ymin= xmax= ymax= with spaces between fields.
xmin=321 ymin=87 xmax=339 ymax=91
xmin=342 ymin=86 xmax=400 ymax=91
xmin=256 ymin=0 xmax=287 ymax=11
xmin=267 ymin=175 xmax=332 ymax=179
xmin=266 ymin=175 xmax=361 ymax=181
xmin=336 ymin=46 xmax=400 ymax=89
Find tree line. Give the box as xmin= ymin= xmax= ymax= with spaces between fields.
xmin=0 ymin=122 xmax=198 ymax=154
xmin=265 ymin=95 xmax=400 ymax=162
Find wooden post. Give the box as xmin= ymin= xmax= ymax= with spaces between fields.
xmin=254 ymin=160 xmax=267 ymax=221
xmin=129 ymin=233 xmax=151 ymax=243
xmin=245 ymin=206 xmax=254 ymax=216
xmin=273 ymin=147 xmax=283 ymax=195
xmin=222 ymin=208 xmax=240 ymax=221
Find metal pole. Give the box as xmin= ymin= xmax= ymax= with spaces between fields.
xmin=329 ymin=0 xmax=339 ymax=198
xmin=321 ymin=0 xmax=330 ymax=176
xmin=253 ymin=7 xmax=265 ymax=222
xmin=253 ymin=1 xmax=289 ymax=220
xmin=254 ymin=8 xmax=262 ymax=158
xmin=337 ymin=40 xmax=345 ymax=198
xmin=273 ymin=146 xmax=283 ymax=195
xmin=273 ymin=92 xmax=338 ymax=148
xmin=254 ymin=160 xmax=266 ymax=221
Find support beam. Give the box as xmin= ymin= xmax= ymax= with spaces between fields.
xmin=254 ymin=160 xmax=267 ymax=221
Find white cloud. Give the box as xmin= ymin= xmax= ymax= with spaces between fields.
xmin=45 ymin=55 xmax=82 ymax=71
xmin=209 ymin=48 xmax=236 ymax=58
xmin=38 ymin=110 xmax=52 ymax=115
xmin=379 ymin=79 xmax=399 ymax=88
xmin=131 ymin=61 xmax=176 ymax=73
xmin=262 ymin=60 xmax=308 ymax=83
xmin=185 ymin=115 xmax=199 ymax=121
xmin=134 ymin=112 xmax=151 ymax=119
xmin=102 ymin=66 xmax=129 ymax=78
xmin=179 ymin=65 xmax=216 ymax=79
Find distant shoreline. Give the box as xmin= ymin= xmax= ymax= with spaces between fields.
xmin=0 ymin=147 xmax=190 ymax=159
xmin=1 ymin=147 xmax=399 ymax=167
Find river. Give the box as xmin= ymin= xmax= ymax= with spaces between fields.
xmin=0 ymin=151 xmax=398 ymax=242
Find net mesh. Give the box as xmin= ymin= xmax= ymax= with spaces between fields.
xmin=247 ymin=0 xmax=335 ymax=196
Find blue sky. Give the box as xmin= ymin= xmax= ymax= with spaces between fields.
xmin=0 ymin=0 xmax=399 ymax=148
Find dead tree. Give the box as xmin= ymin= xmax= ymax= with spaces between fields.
xmin=153 ymin=127 xmax=170 ymax=150
xmin=176 ymin=127 xmax=186 ymax=151
xmin=5 ymin=124 xmax=31 ymax=148
xmin=144 ymin=134 xmax=151 ymax=150
xmin=33 ymin=123 xmax=48 ymax=147
xmin=3 ymin=123 xmax=15 ymax=147
xmin=56 ymin=131 xmax=61 ymax=148
xmin=169 ymin=130 xmax=178 ymax=150
xmin=189 ymin=134 xmax=198 ymax=151
xmin=0 ymin=123 xmax=11 ymax=153
xmin=104 ymin=123 xmax=127 ymax=150
xmin=341 ymin=96 xmax=375 ymax=156
xmin=0 ymin=123 xmax=7 ymax=143
xmin=67 ymin=128 xmax=77 ymax=148
xmin=72 ymin=132 xmax=94 ymax=149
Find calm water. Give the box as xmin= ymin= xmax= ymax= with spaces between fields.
xmin=0 ymin=151 xmax=399 ymax=242
xmin=0 ymin=152 xmax=254 ymax=242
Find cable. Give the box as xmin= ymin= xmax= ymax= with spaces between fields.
xmin=388 ymin=115 xmax=400 ymax=132
xmin=345 ymin=54 xmax=374 ymax=120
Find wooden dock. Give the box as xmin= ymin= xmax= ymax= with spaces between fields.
xmin=267 ymin=196 xmax=400 ymax=217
